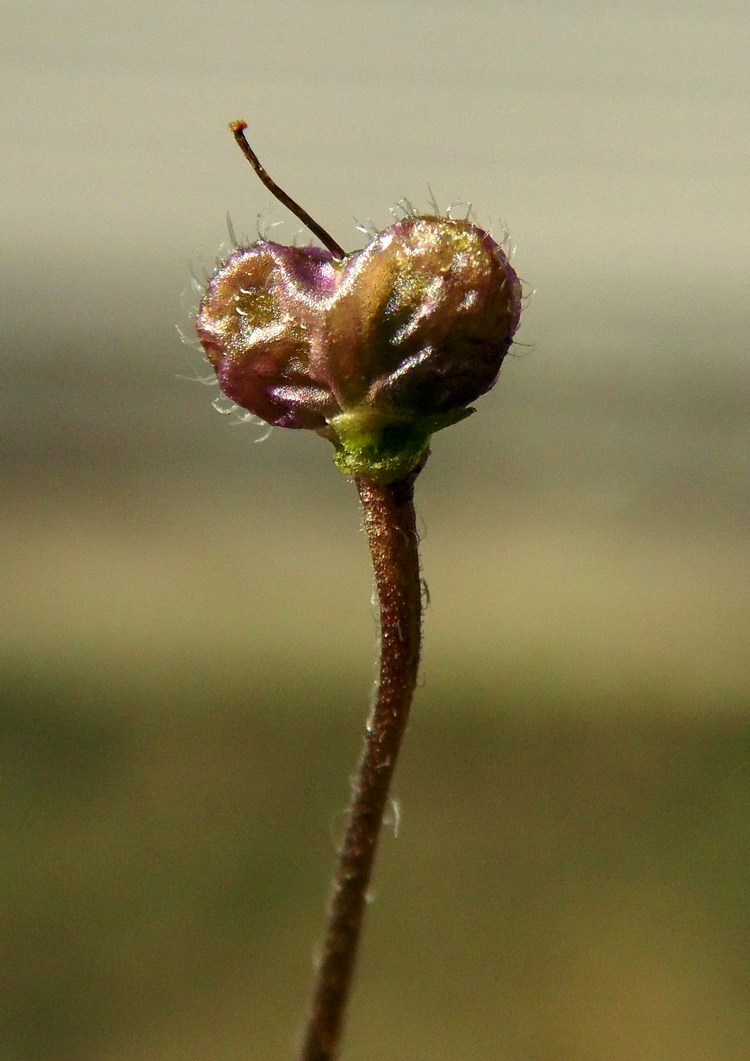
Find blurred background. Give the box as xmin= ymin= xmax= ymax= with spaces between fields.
xmin=2 ymin=2 xmax=749 ymax=1058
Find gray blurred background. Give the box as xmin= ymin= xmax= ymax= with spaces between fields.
xmin=2 ymin=2 xmax=749 ymax=1059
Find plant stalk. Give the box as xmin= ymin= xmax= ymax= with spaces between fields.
xmin=298 ymin=469 xmax=424 ymax=1061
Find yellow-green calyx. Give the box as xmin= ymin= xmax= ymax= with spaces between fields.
xmin=324 ymin=408 xmax=474 ymax=483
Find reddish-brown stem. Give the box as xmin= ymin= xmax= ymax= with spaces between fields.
xmin=298 ymin=470 xmax=423 ymax=1061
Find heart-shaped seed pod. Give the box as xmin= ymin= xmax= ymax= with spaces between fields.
xmin=197 ymin=125 xmax=523 ymax=482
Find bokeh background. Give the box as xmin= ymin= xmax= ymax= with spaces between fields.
xmin=3 ymin=2 xmax=749 ymax=1058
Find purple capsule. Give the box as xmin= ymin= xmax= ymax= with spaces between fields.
xmin=197 ymin=215 xmax=522 ymax=481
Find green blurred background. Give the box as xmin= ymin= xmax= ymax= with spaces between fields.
xmin=3 ymin=2 xmax=749 ymax=1058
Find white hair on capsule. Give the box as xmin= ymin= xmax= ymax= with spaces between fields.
xmin=445 ymin=198 xmax=474 ymax=221
xmin=209 ymin=394 xmax=274 ymax=440
xmin=225 ymin=212 xmax=241 ymax=249
xmin=388 ymin=196 xmax=418 ymax=221
xmin=353 ymin=216 xmax=380 ymax=239
xmin=177 ymin=266 xmax=212 ymax=356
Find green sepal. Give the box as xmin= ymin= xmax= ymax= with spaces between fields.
xmin=325 ymin=407 xmax=475 ymax=484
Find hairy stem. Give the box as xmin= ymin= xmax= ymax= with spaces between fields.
xmin=298 ymin=469 xmax=423 ymax=1061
